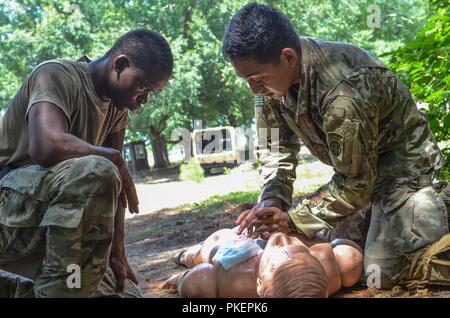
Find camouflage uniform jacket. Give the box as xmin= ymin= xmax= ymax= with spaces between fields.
xmin=255 ymin=37 xmax=444 ymax=237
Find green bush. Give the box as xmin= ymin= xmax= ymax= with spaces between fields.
xmin=179 ymin=159 xmax=205 ymax=183
xmin=388 ymin=2 xmax=450 ymax=177
xmin=223 ymin=167 xmax=232 ymax=175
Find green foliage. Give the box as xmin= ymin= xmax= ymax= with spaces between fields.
xmin=272 ymin=0 xmax=430 ymax=59
xmin=0 ymin=0 xmax=434 ymax=167
xmin=388 ymin=1 xmax=450 ymax=177
xmin=191 ymin=191 xmax=259 ymax=212
xmin=179 ymin=159 xmax=205 ymax=183
xmin=223 ymin=167 xmax=232 ymax=175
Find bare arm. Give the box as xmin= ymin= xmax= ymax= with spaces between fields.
xmin=27 ymin=102 xmax=121 ymax=166
xmin=309 ymin=244 xmax=342 ymax=296
xmin=178 ymin=264 xmax=218 ymax=298
xmin=27 ymin=101 xmax=139 ymax=213
xmin=331 ymin=242 xmax=364 ymax=288
xmin=102 ymin=129 xmax=127 ymax=254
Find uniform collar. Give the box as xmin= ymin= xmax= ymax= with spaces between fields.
xmin=283 ymin=37 xmax=309 ymax=117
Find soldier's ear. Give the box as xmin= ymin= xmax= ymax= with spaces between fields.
xmin=113 ymin=55 xmax=130 ymax=81
xmin=280 ymin=48 xmax=298 ymax=68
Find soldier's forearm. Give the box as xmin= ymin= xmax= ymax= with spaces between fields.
xmin=288 ymin=203 xmax=334 ymax=238
xmin=259 ymin=178 xmax=295 ymax=210
xmin=30 ymin=130 xmax=124 ymax=169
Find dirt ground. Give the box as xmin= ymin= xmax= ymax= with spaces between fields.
xmin=124 ymin=197 xmax=450 ymax=298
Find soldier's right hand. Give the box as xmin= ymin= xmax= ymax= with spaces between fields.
xmin=235 ymin=198 xmax=283 ymax=237
xmin=101 ymin=147 xmax=140 ymax=214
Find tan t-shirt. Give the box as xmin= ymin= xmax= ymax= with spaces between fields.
xmin=0 ymin=59 xmax=130 ymax=167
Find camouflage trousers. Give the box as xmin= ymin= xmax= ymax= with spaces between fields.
xmin=363 ymin=179 xmax=449 ymax=289
xmin=316 ymin=176 xmax=449 ymax=289
xmin=0 ymin=155 xmax=142 ymax=298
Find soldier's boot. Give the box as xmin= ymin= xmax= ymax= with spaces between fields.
xmin=0 ymin=269 xmax=34 ymax=298
xmin=364 ymin=185 xmax=448 ymax=289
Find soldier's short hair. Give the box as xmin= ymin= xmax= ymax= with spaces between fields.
xmin=222 ymin=3 xmax=300 ymax=64
xmin=106 ymin=29 xmax=173 ymax=79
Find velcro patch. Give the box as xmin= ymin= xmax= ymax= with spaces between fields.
xmin=327 ymin=132 xmax=344 ymax=161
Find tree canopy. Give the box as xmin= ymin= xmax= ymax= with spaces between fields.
xmin=2 ymin=0 xmax=447 ymax=170
xmin=388 ymin=0 xmax=450 ymax=177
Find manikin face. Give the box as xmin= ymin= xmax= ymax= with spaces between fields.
xmin=231 ymin=48 xmax=300 ymax=99
xmin=257 ymin=235 xmax=309 ymax=297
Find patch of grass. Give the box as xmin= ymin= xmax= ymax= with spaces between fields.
xmin=179 ymin=159 xmax=205 ymax=183
xmin=293 ymin=184 xmax=321 ymax=195
xmin=189 ymin=191 xmax=259 ymax=214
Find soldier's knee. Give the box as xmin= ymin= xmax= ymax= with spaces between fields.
xmin=411 ymin=186 xmax=448 ymax=238
xmin=69 ymin=155 xmax=121 ymax=191
xmin=75 ymin=155 xmax=120 ymax=181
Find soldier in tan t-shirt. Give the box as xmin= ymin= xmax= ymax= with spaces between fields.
xmin=0 ymin=29 xmax=173 ymax=298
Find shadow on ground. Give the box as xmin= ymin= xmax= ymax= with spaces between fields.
xmin=125 ymin=196 xmax=450 ymax=298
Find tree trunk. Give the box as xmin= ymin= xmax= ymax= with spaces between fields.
xmin=227 ymin=113 xmax=237 ymax=127
xmin=149 ymin=126 xmax=170 ymax=169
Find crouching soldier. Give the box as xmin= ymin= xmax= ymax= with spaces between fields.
xmin=0 ymin=29 xmax=173 ymax=297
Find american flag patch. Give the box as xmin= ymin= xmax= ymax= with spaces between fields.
xmin=253 ymin=95 xmax=264 ymax=107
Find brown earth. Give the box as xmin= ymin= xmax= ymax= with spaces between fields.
xmin=125 ymin=199 xmax=450 ymax=298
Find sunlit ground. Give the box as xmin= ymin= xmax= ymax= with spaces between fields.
xmin=126 ymin=151 xmax=334 ymax=219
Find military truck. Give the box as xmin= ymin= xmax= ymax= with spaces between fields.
xmin=191 ymin=126 xmax=240 ymax=174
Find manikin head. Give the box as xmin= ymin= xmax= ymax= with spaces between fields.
xmin=257 ymin=234 xmax=328 ymax=298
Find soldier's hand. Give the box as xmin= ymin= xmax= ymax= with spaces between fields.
xmin=235 ymin=198 xmax=285 ymax=237
xmin=110 ymin=252 xmax=139 ymax=293
xmin=252 ymin=207 xmax=294 ymax=238
xmin=101 ymin=147 xmax=139 ymax=214
xmin=117 ymin=163 xmax=139 ymax=214
xmin=236 ymin=207 xmax=257 ymax=236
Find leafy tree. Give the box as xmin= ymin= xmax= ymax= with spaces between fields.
xmin=389 ymin=0 xmax=450 ymax=177
xmin=0 ymin=0 xmax=435 ymax=169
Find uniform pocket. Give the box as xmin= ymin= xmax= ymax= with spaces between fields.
xmin=0 ymin=166 xmax=50 ymax=227
xmin=0 ymin=187 xmax=48 ymax=227
xmin=39 ymin=202 xmax=85 ymax=228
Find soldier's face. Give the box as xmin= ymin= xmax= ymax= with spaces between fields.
xmin=107 ymin=55 xmax=169 ymax=112
xmin=231 ymin=48 xmax=299 ymax=98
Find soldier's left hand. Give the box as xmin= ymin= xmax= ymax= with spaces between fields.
xmin=110 ymin=251 xmax=139 ymax=293
xmin=250 ymin=207 xmax=295 ymax=239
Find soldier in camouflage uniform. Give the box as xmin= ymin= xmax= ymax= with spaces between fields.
xmin=0 ymin=30 xmax=173 ymax=297
xmin=223 ymin=3 xmax=449 ymax=288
